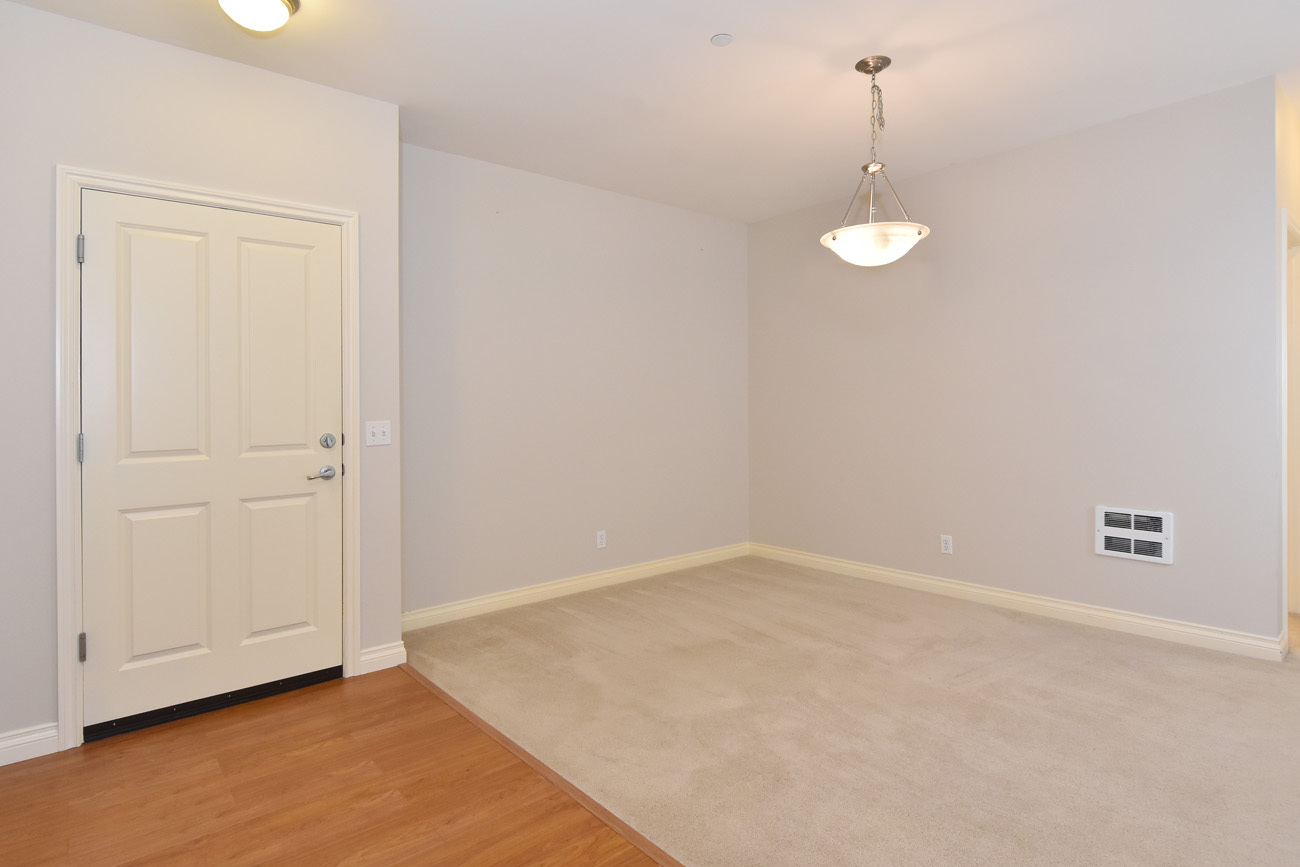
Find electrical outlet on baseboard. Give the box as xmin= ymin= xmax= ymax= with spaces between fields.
xmin=596 ymin=530 xmax=606 ymax=549
xmin=940 ymin=534 xmax=953 ymax=555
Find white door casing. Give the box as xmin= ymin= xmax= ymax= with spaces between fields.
xmin=54 ymin=166 xmax=361 ymax=748
xmin=79 ymin=191 xmax=343 ymax=726
xmin=1289 ymin=240 xmax=1300 ymax=616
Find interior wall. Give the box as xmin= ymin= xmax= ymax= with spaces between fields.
xmin=0 ymin=1 xmax=403 ymax=735
xmin=400 ymin=144 xmax=749 ymax=611
xmin=749 ymin=78 xmax=1284 ymax=639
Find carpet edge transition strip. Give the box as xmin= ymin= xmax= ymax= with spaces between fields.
xmin=398 ymin=664 xmax=685 ymax=867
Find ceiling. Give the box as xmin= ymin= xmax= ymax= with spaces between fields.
xmin=14 ymin=0 xmax=1300 ymax=222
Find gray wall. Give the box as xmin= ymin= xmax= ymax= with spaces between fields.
xmin=749 ymin=79 xmax=1285 ymax=638
xmin=400 ymin=145 xmax=750 ymax=610
xmin=0 ymin=2 xmax=403 ymax=734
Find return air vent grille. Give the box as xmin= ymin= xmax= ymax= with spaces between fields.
xmin=1095 ymin=507 xmax=1174 ymax=564
xmin=1133 ymin=539 xmax=1164 ymax=558
xmin=1103 ymin=536 xmax=1132 ymax=554
xmin=1103 ymin=511 xmax=1132 ymax=529
xmin=1133 ymin=514 xmax=1163 ymax=533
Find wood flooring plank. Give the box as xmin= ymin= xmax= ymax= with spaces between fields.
xmin=0 ymin=666 xmax=669 ymax=866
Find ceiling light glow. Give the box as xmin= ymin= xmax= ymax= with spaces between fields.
xmin=219 ymin=0 xmax=299 ymax=33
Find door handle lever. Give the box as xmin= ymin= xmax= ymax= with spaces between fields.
xmin=307 ymin=465 xmax=337 ymax=481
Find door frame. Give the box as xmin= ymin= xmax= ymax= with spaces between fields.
xmin=1287 ymin=210 xmax=1300 ymax=632
xmin=55 ymin=166 xmax=363 ymax=750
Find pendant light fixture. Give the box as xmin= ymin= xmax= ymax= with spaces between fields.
xmin=821 ymin=56 xmax=930 ymax=267
xmin=219 ymin=0 xmax=299 ymax=33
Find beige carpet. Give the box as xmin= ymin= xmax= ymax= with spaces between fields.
xmin=405 ymin=556 xmax=1300 ymax=866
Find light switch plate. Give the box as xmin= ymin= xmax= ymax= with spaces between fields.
xmin=365 ymin=420 xmax=392 ymax=446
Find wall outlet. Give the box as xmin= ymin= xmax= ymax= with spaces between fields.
xmin=365 ymin=420 xmax=392 ymax=446
xmin=940 ymin=534 xmax=953 ymax=555
xmin=596 ymin=530 xmax=606 ymax=549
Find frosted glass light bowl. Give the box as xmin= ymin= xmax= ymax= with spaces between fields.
xmin=219 ymin=0 xmax=297 ymax=32
xmin=820 ymin=221 xmax=930 ymax=266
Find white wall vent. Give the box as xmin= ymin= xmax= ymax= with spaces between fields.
xmin=1095 ymin=507 xmax=1174 ymax=564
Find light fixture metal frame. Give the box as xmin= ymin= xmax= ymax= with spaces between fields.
xmin=821 ymin=55 xmax=930 ymax=267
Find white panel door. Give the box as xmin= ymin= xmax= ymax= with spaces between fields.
xmin=80 ymin=190 xmax=343 ymax=726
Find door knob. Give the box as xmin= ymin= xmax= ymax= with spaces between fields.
xmin=307 ymin=465 xmax=336 ymax=480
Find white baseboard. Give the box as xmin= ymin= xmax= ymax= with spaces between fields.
xmin=354 ymin=641 xmax=408 ymax=675
xmin=750 ymin=544 xmax=1287 ymax=662
xmin=399 ymin=541 xmax=1285 ymax=661
xmin=0 ymin=723 xmax=60 ymax=768
xmin=402 ymin=543 xmax=752 ymax=632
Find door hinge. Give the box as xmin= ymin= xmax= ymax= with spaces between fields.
xmin=76 ymin=234 xmax=85 ymax=264
xmin=77 ymin=433 xmax=85 ymax=463
xmin=78 ymin=632 xmax=87 ymax=663
xmin=340 ymin=462 xmax=345 ymax=476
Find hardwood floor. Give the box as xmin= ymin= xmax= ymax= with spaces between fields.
xmin=0 ymin=667 xmax=662 ymax=866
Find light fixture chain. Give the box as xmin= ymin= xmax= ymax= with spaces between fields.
xmin=870 ymin=75 xmax=884 ymax=162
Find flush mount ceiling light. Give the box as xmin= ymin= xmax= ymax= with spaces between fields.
xmin=219 ymin=0 xmax=299 ymax=33
xmin=821 ymin=56 xmax=930 ymax=267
